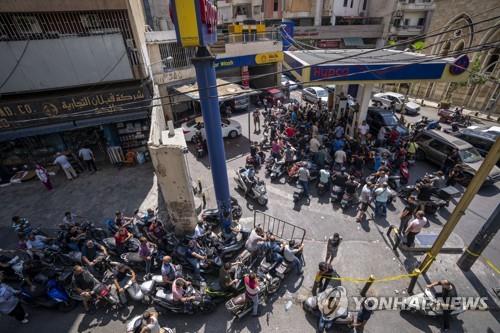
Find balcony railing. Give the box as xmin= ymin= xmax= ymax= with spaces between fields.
xmin=390 ymin=25 xmax=424 ymax=34
xmin=397 ymin=0 xmax=435 ymax=11
xmin=294 ymin=23 xmax=384 ymax=39
xmin=222 ymin=31 xmax=281 ymax=44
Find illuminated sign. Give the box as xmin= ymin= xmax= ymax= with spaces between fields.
xmin=214 ymin=52 xmax=284 ymax=69
xmin=255 ymin=52 xmax=284 ymax=65
xmin=449 ymin=55 xmax=469 ymax=75
xmin=170 ymin=0 xmax=217 ymax=47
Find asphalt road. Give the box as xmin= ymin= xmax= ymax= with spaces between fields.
xmin=0 ymin=89 xmax=498 ymax=333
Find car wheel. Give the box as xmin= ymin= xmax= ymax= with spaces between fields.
xmin=229 ymin=130 xmax=238 ymax=139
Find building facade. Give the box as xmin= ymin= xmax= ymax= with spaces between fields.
xmin=409 ymin=0 xmax=499 ymax=113
xmin=0 ymin=0 xmax=152 ymax=179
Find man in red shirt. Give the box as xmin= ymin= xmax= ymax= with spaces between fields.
xmin=283 ymin=124 xmax=296 ymax=139
xmin=244 ymin=273 xmax=260 ymax=316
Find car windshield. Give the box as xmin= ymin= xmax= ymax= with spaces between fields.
xmin=316 ymin=89 xmax=327 ymax=97
xmin=459 ymin=147 xmax=483 ymax=163
xmin=273 ymin=92 xmax=284 ymax=98
xmin=222 ymin=119 xmax=230 ymax=126
xmin=383 ymin=115 xmax=398 ymax=126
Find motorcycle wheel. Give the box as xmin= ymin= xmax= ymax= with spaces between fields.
xmin=258 ymin=197 xmax=268 ymax=206
xmin=268 ymin=277 xmax=281 ymax=294
xmin=57 ymin=299 xmax=76 ymax=312
xmin=200 ymin=300 xmax=216 ymax=313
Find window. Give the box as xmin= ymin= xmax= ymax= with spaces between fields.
xmin=273 ymin=0 xmax=279 ymax=11
xmin=417 ymin=17 xmax=425 ymax=26
xmin=393 ymin=18 xmax=401 ymax=27
xmin=429 ymin=140 xmax=447 ymax=151
xmin=81 ymin=14 xmax=101 ymax=28
xmin=484 ymin=49 xmax=499 ymax=74
xmin=404 ymin=18 xmax=410 ymax=26
xmin=363 ymin=0 xmax=368 ymax=10
xmin=14 ymin=16 xmax=42 ymax=34
xmin=343 ymin=0 xmax=348 ymax=7
xmin=350 ymin=0 xmax=354 ymax=8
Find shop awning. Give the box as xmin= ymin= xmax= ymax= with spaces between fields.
xmin=0 ymin=111 xmax=148 ymax=142
xmin=342 ymin=37 xmax=365 ymax=47
xmin=174 ymin=79 xmax=259 ymax=103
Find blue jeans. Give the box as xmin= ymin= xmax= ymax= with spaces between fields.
xmin=299 ymin=180 xmax=309 ymax=196
xmin=375 ymin=201 xmax=387 ymax=216
xmin=289 ymin=256 xmax=303 ymax=273
xmin=248 ymin=293 xmax=259 ymax=315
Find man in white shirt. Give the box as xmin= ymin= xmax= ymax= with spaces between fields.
xmin=282 ymin=240 xmax=304 ymax=274
xmin=54 ymin=152 xmax=77 ymax=180
xmin=358 ymin=120 xmax=370 ymax=144
xmin=78 ymin=147 xmax=97 ymax=173
xmin=298 ymin=166 xmax=310 ymax=197
xmin=404 ymin=210 xmax=428 ymax=247
xmin=374 ymin=183 xmax=390 ymax=217
xmin=334 ymin=148 xmax=347 ymax=170
xmin=377 ymin=126 xmax=387 ymax=144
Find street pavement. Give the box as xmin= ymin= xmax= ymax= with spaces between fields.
xmin=0 ymin=92 xmax=499 ymax=333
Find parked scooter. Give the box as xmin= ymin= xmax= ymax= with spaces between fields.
xmin=402 ymin=288 xmax=466 ymax=316
xmin=225 ymin=272 xmax=281 ymax=319
xmin=18 ymin=271 xmax=76 ymax=312
xmin=234 ymin=167 xmax=268 ymax=206
xmin=102 ymin=237 xmax=141 ymax=256
xmin=268 ymin=159 xmax=287 ymax=182
xmin=303 ymin=285 xmax=353 ymax=332
xmin=204 ymin=262 xmax=247 ymax=304
xmin=201 ymin=197 xmax=243 ymax=226
xmin=126 ymin=314 xmax=174 ymax=333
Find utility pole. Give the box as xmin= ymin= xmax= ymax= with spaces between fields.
xmin=457 ymin=203 xmax=500 ymax=271
xmin=413 ymin=137 xmax=500 ymax=281
xmin=170 ymin=1 xmax=233 ymax=233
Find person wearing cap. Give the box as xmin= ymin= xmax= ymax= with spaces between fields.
xmin=325 ymin=233 xmax=342 ymax=264
xmin=349 ymin=298 xmax=374 ymax=332
xmin=374 ymin=182 xmax=390 ymax=217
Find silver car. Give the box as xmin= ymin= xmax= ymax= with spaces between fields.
xmin=372 ymin=92 xmax=420 ymax=115
xmin=302 ymin=86 xmax=328 ymax=104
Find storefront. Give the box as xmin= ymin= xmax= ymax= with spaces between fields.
xmin=0 ymin=81 xmax=152 ymax=182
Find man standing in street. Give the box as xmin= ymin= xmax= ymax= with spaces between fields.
xmin=298 ymin=165 xmax=310 ymax=197
xmin=404 ymin=210 xmax=428 ymax=247
xmin=244 ymin=273 xmax=260 ymax=316
xmin=253 ymin=109 xmax=261 ymax=133
xmin=374 ymin=182 xmax=390 ymax=217
xmin=357 ymin=120 xmax=370 ymax=145
xmin=78 ymin=146 xmax=97 ymax=173
xmin=54 ymin=152 xmax=77 ymax=180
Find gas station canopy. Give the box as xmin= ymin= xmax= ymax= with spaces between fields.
xmin=283 ymin=49 xmax=470 ymax=85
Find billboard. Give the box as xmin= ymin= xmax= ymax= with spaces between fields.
xmin=169 ymin=0 xmax=218 ymax=47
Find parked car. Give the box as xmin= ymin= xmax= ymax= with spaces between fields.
xmin=372 ymin=92 xmax=420 ymax=115
xmin=281 ymin=74 xmax=299 ymax=90
xmin=453 ymin=126 xmax=500 ymax=166
xmin=414 ymin=129 xmax=500 ymax=185
xmin=302 ymin=86 xmax=328 ymax=104
xmin=221 ymin=96 xmax=250 ymax=113
xmin=182 ymin=118 xmax=242 ymax=142
xmin=261 ymin=88 xmax=285 ymax=106
xmin=366 ymin=107 xmax=409 ymax=138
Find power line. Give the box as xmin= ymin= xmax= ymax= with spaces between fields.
xmin=0 ymin=39 xmax=30 ymax=91
xmin=5 ymin=41 xmax=498 ymax=125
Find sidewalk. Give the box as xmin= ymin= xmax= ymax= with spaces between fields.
xmin=408 ymin=97 xmax=500 ymax=123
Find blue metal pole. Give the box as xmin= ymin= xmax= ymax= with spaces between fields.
xmin=191 ymin=46 xmax=232 ymax=232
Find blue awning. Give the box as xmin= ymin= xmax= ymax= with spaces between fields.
xmin=0 ymin=111 xmax=148 ymax=142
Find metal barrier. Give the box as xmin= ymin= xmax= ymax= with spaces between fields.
xmin=253 ymin=210 xmax=306 ymax=244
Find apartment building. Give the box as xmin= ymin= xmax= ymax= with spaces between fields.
xmin=0 ymin=0 xmax=152 ymax=173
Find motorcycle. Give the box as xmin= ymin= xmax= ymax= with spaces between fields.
xmin=102 ymin=237 xmax=141 ymax=256
xmin=225 ymin=272 xmax=281 ymax=319
xmin=201 ymin=197 xmax=243 ymax=226
xmin=340 ymin=191 xmax=358 ymax=210
xmin=259 ymin=130 xmax=272 ymax=151
xmin=142 ymin=280 xmax=216 ymax=314
xmin=173 ymin=244 xmax=223 ymax=277
xmin=18 ymin=271 xmax=76 ymax=312
xmin=234 ymin=167 xmax=268 ymax=206
xmin=0 ymin=250 xmax=28 ymax=281
xmin=402 ymin=288 xmax=466 ymax=316
xmin=204 ymin=262 xmax=247 ymax=304
xmin=200 ymin=225 xmax=250 ymax=261
xmin=40 ymin=247 xmax=82 ymax=267
xmin=126 ymin=314 xmax=174 ymax=333
xmin=120 ymin=247 xmax=162 ymax=273
xmin=303 ymin=285 xmax=353 ymax=332
xmin=331 ymin=185 xmax=345 ymax=203
xmin=268 ymin=159 xmax=287 ymax=182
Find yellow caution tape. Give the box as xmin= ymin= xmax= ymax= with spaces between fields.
xmin=464 ymin=248 xmax=500 ymax=275
xmin=318 ymin=253 xmax=436 ymax=283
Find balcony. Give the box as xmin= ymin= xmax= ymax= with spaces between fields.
xmin=212 ymin=31 xmax=282 ymax=55
xmin=397 ymin=0 xmax=435 ymax=11
xmin=294 ymin=23 xmax=385 ymax=40
xmin=390 ymin=25 xmax=425 ymax=35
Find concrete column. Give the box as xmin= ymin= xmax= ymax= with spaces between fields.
xmin=314 ymin=0 xmax=324 ymax=26
xmin=330 ymin=0 xmax=336 ymax=26
xmin=158 ymin=85 xmax=174 ymax=121
xmin=149 ymin=128 xmax=199 ymax=235
xmin=357 ymin=83 xmax=373 ymax=124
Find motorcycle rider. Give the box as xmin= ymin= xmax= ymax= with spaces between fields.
xmin=62 ymin=211 xmax=79 ymax=226
xmin=0 ymin=271 xmax=29 ymax=324
xmin=160 ymin=256 xmax=179 ymax=287
xmin=344 ymin=176 xmax=359 ymax=202
xmin=282 ymin=240 xmax=304 ymax=275
xmin=136 ymin=310 xmax=161 ymax=333
xmin=245 ymin=226 xmax=269 ymax=254
xmin=283 ymin=143 xmax=296 ymax=166
xmin=114 ymin=227 xmax=133 ymax=255
xmin=318 ymin=168 xmax=331 ymax=190
xmin=25 ymin=233 xmax=58 ymax=257
xmin=219 ymin=262 xmax=240 ymax=292
xmin=426 ymin=279 xmax=457 ymax=332
xmin=72 ymin=265 xmax=101 ymax=312
xmin=11 ymin=216 xmax=32 ymax=236
xmin=112 ymin=263 xmax=138 ymax=304
xmin=138 ymin=237 xmax=155 ymax=275
xmin=186 ymin=240 xmax=207 ymax=282
xmin=356 ymin=181 xmax=373 ymax=223
xmin=172 ymin=277 xmax=196 ymax=312
xmin=81 ymin=239 xmax=108 ymax=277
xmin=63 ymin=225 xmax=86 ymax=252
xmin=193 ymin=220 xmax=207 ymax=240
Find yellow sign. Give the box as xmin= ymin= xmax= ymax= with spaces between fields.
xmin=173 ymin=0 xmax=200 ymax=47
xmin=255 ymin=52 xmax=284 ymax=65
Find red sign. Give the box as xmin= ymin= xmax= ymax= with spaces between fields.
xmin=199 ymin=0 xmax=217 ymax=34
